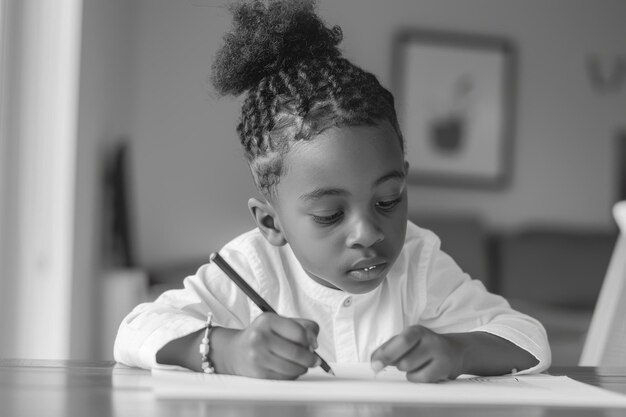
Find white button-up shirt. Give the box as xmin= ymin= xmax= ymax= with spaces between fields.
xmin=114 ymin=221 xmax=551 ymax=373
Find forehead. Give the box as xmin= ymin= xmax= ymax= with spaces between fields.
xmin=276 ymin=123 xmax=405 ymax=200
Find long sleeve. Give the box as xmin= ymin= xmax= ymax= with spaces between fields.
xmin=114 ymin=223 xmax=552 ymax=373
xmin=113 ymin=257 xmax=254 ymax=370
xmin=415 ymin=235 xmax=552 ymax=374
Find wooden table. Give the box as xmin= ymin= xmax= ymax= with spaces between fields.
xmin=1 ymin=359 xmax=626 ymax=416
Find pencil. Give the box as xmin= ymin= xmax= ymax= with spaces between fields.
xmin=209 ymin=251 xmax=335 ymax=376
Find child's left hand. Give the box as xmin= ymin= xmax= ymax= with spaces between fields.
xmin=370 ymin=325 xmax=465 ymax=383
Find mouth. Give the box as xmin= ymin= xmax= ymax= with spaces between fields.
xmin=347 ymin=261 xmax=387 ymax=282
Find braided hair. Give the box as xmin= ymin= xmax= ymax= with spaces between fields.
xmin=211 ymin=0 xmax=403 ymax=197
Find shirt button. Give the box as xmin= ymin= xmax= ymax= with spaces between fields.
xmin=343 ymin=297 xmax=352 ymax=307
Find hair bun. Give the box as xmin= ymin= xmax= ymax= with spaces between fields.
xmin=211 ymin=0 xmax=343 ymax=96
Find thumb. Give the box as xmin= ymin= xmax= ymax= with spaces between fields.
xmin=292 ymin=318 xmax=320 ymax=348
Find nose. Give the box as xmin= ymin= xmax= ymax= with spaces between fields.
xmin=346 ymin=213 xmax=384 ymax=248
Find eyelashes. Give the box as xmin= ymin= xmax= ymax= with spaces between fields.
xmin=311 ymin=196 xmax=403 ymax=226
xmin=375 ymin=196 xmax=402 ymax=211
xmin=312 ymin=211 xmax=344 ymax=225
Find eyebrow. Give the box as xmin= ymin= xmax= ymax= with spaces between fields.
xmin=299 ymin=169 xmax=405 ymax=202
xmin=374 ymin=170 xmax=406 ymax=187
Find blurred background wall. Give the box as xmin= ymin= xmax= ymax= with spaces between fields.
xmin=120 ymin=0 xmax=625 ymax=267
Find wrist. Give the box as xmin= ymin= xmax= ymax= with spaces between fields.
xmin=208 ymin=327 xmax=242 ymax=375
xmin=443 ymin=331 xmax=537 ymax=376
xmin=155 ymin=328 xmax=205 ymax=371
xmin=155 ymin=324 xmax=242 ymax=374
xmin=440 ymin=333 xmax=471 ymax=378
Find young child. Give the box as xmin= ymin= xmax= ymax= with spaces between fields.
xmin=114 ymin=0 xmax=550 ymax=382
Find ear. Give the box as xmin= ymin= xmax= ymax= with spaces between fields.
xmin=248 ymin=198 xmax=287 ymax=246
xmin=403 ymin=160 xmax=410 ymax=175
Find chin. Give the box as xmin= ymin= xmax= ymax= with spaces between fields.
xmin=307 ymin=270 xmax=385 ymax=294
xmin=341 ymin=277 xmax=386 ymax=295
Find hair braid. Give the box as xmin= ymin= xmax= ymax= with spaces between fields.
xmin=212 ymin=0 xmax=403 ymax=197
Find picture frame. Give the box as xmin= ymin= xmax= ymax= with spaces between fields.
xmin=392 ymin=29 xmax=516 ymax=188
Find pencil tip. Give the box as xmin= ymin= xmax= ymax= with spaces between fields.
xmin=209 ymin=252 xmax=217 ymax=261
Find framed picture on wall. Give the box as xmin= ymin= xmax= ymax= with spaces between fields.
xmin=392 ymin=29 xmax=516 ymax=187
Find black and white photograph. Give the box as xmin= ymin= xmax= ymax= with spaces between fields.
xmin=1 ymin=0 xmax=625 ymax=415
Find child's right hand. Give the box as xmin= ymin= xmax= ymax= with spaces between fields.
xmin=228 ymin=313 xmax=321 ymax=380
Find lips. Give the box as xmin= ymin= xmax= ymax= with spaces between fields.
xmin=347 ymin=259 xmax=387 ymax=281
xmin=350 ymin=258 xmax=386 ymax=271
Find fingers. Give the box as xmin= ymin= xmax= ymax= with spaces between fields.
xmin=266 ymin=315 xmax=320 ymax=367
xmin=265 ymin=315 xmax=318 ymax=348
xmin=267 ymin=333 xmax=321 ymax=369
xmin=291 ymin=318 xmax=320 ymax=349
xmin=405 ymin=360 xmax=451 ymax=383
xmin=370 ymin=325 xmax=424 ymax=369
xmin=244 ymin=314 xmax=320 ymax=379
xmin=370 ymin=326 xmax=458 ymax=383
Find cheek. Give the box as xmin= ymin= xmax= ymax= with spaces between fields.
xmin=293 ymin=243 xmax=340 ymax=283
xmin=296 ymin=230 xmax=345 ymax=272
xmin=286 ymin=218 xmax=338 ymax=258
xmin=387 ymin=202 xmax=408 ymax=248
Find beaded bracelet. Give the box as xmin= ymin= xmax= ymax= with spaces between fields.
xmin=199 ymin=312 xmax=215 ymax=374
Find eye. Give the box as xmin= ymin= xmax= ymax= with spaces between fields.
xmin=376 ymin=196 xmax=402 ymax=211
xmin=312 ymin=211 xmax=344 ymax=225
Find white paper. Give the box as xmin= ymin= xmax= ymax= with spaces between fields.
xmin=152 ymin=363 xmax=626 ymax=407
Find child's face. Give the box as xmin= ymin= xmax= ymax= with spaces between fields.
xmin=273 ymin=122 xmax=408 ymax=294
